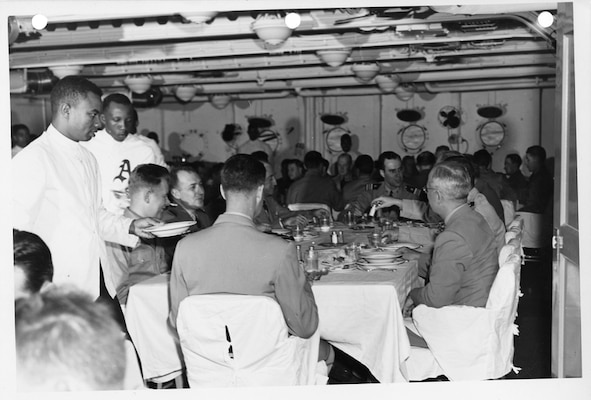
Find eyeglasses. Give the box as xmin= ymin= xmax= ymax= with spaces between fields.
xmin=422 ymin=187 xmax=438 ymax=194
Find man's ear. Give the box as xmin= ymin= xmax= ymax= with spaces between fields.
xmin=144 ymin=189 xmax=152 ymax=204
xmin=256 ymin=185 xmax=264 ymax=203
xmin=220 ymin=185 xmax=226 ymax=200
xmin=379 ymin=169 xmax=385 ymax=179
xmin=170 ymin=187 xmax=180 ymax=200
xmin=99 ymin=113 xmax=107 ymax=126
xmin=59 ymin=103 xmax=71 ymax=119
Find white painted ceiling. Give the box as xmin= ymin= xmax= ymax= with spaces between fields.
xmin=8 ymin=3 xmax=558 ymax=103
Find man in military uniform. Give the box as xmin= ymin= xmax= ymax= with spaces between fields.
xmin=345 ymin=151 xmax=420 ymax=220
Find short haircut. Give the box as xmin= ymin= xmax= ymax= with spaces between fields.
xmin=377 ymin=151 xmax=401 ymax=171
xmin=221 ymin=154 xmax=266 ymax=193
xmin=251 ymin=150 xmax=269 ymax=163
xmin=354 ymin=154 xmax=374 ymax=175
xmin=435 ymin=145 xmax=450 ymax=153
xmin=102 ymin=93 xmax=132 ymax=110
xmin=526 ymin=145 xmax=546 ymax=162
xmin=15 ymin=287 xmax=126 ymax=390
xmin=13 ymin=230 xmax=54 ymax=294
xmin=505 ymin=153 xmax=522 ymax=166
xmin=50 ymin=76 xmax=102 ymax=116
xmin=473 ymin=149 xmax=492 ymax=168
xmin=128 ymin=164 xmax=170 ymax=195
xmin=146 ymin=131 xmax=159 ymax=144
xmin=304 ymin=151 xmax=323 ymax=169
xmin=247 ymin=123 xmax=260 ymax=140
xmin=287 ymin=159 xmax=304 ymax=170
xmin=429 ymin=160 xmax=473 ymax=201
xmin=416 ymin=151 xmax=436 ymax=167
xmin=337 ymin=153 xmax=353 ymax=165
xmin=440 ymin=154 xmax=476 ymax=187
xmin=169 ymin=165 xmax=199 ymax=190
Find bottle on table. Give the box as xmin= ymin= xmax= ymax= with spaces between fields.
xmin=306 ymin=246 xmax=318 ymax=272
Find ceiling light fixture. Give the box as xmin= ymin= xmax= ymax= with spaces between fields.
xmin=537 ymin=11 xmax=554 ymax=28
xmin=375 ymin=74 xmax=401 ymax=93
xmin=394 ymin=83 xmax=416 ymax=101
xmin=352 ymin=63 xmax=380 ymax=81
xmin=252 ymin=14 xmax=292 ymax=45
xmin=175 ymin=85 xmax=198 ymax=103
xmin=124 ymin=75 xmax=153 ymax=94
xmin=284 ymin=12 xmax=301 ymax=29
xmin=182 ymin=11 xmax=217 ymax=24
xmin=317 ymin=49 xmax=351 ymax=67
xmin=210 ymin=94 xmax=232 ymax=109
xmin=31 ymin=14 xmax=48 ymax=30
xmin=49 ymin=65 xmax=83 ymax=79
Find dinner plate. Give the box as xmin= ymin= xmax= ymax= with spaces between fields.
xmin=356 ymin=259 xmax=407 ymax=269
xmin=359 ymin=253 xmax=401 ymax=263
xmin=380 ymin=242 xmax=422 ymax=250
xmin=144 ymin=221 xmax=196 ymax=237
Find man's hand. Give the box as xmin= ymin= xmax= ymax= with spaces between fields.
xmin=304 ymin=269 xmax=328 ymax=281
xmin=312 ymin=208 xmax=330 ymax=219
xmin=402 ymin=295 xmax=415 ymax=318
xmin=130 ymin=218 xmax=163 ymax=239
xmin=397 ymin=246 xmax=421 ymax=261
xmin=285 ymin=214 xmax=308 ymax=227
xmin=371 ymin=196 xmax=402 ymax=210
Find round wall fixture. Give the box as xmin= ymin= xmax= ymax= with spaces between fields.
xmin=398 ymin=124 xmax=427 ymax=154
xmin=396 ymin=109 xmax=422 ymax=123
xmin=438 ymin=106 xmax=461 ymax=129
xmin=477 ymin=105 xmax=503 ymax=119
xmin=325 ymin=126 xmax=351 ymax=153
xmin=478 ymin=120 xmax=506 ymax=148
xmin=320 ymin=113 xmax=347 ymax=126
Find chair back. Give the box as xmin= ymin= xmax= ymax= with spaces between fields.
xmin=177 ymin=294 xmax=302 ymax=387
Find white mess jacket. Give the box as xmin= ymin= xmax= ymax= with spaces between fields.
xmin=12 ymin=125 xmax=138 ymax=299
xmin=81 ymin=130 xmax=164 ymax=215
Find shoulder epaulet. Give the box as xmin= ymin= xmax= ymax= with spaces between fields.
xmin=364 ymin=182 xmax=380 ymax=191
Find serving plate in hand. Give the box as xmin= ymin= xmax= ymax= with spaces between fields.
xmin=144 ymin=221 xmax=196 ymax=237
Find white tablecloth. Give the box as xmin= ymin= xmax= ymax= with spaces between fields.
xmin=312 ymin=262 xmax=420 ymax=383
xmin=126 ymin=260 xmax=420 ymax=383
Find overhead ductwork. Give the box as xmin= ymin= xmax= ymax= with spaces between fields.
xmin=10 ymin=69 xmax=58 ymax=94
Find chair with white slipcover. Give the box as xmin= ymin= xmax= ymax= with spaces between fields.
xmin=176 ymin=294 xmax=324 ymax=387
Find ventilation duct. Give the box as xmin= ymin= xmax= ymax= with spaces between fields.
xmin=10 ymin=69 xmax=58 ymax=94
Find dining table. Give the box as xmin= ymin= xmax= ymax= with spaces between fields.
xmin=125 ymin=221 xmax=436 ymax=384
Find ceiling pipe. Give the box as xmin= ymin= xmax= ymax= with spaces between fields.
xmin=430 ymin=4 xmax=557 ymax=14
xmin=186 ymin=91 xmax=293 ymax=102
xmin=424 ymin=78 xmax=555 ymax=93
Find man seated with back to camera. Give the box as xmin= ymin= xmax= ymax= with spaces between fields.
xmin=13 ymin=229 xmax=54 ymax=300
xmin=395 ymin=160 xmax=499 ymax=347
xmin=106 ymin=164 xmax=171 ymax=306
xmin=15 ymin=287 xmax=129 ymax=391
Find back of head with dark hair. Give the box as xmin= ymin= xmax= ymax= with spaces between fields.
xmin=304 ymin=151 xmax=323 ymax=170
xmin=146 ymin=131 xmax=159 ymax=144
xmin=13 ymin=230 xmax=54 ymax=295
xmin=128 ymin=164 xmax=170 ymax=195
xmin=473 ymin=149 xmax=493 ymax=168
xmin=251 ymin=150 xmax=269 ymax=163
xmin=102 ymin=93 xmax=132 ymax=110
xmin=221 ymin=154 xmax=266 ymax=193
xmin=50 ymin=76 xmax=102 ymax=117
xmin=416 ymin=151 xmax=436 ymax=167
xmin=15 ymin=288 xmax=126 ymax=390
xmin=354 ymin=154 xmax=374 ymax=175
xmin=526 ymin=145 xmax=547 ymax=162
xmin=505 ymin=153 xmax=522 ymax=167
xmin=377 ymin=151 xmax=401 ymax=170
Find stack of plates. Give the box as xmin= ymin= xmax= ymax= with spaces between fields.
xmin=144 ymin=221 xmax=196 ymax=238
xmin=380 ymin=242 xmax=422 ymax=250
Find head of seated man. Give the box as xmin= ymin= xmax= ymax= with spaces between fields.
xmin=13 ymin=229 xmax=54 ymax=300
xmin=336 ymin=153 xmax=353 ymax=178
xmin=15 ymin=287 xmax=127 ymax=391
xmin=169 ymin=165 xmax=205 ymax=213
xmin=128 ymin=163 xmax=170 ymax=219
xmin=221 ymin=154 xmax=266 ymax=217
xmin=377 ymin=151 xmax=404 ymax=190
xmin=286 ymin=159 xmax=304 ymax=181
xmin=425 ymin=160 xmax=473 ymax=218
xmin=504 ymin=153 xmax=522 ymax=176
